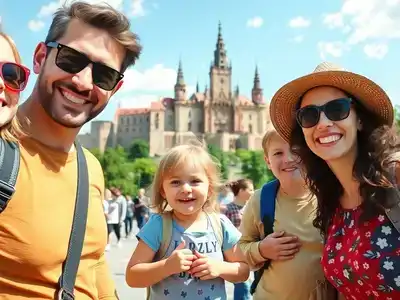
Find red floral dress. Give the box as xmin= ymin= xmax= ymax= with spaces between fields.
xmin=322 ymin=207 xmax=400 ymax=300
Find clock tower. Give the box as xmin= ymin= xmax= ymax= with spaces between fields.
xmin=208 ymin=22 xmax=233 ymax=133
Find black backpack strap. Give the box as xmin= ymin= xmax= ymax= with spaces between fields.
xmin=0 ymin=139 xmax=20 ymax=214
xmin=57 ymin=143 xmax=89 ymax=300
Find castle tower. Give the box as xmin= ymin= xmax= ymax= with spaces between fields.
xmin=174 ymin=59 xmax=186 ymax=102
xmin=209 ymin=22 xmax=232 ymax=104
xmin=251 ymin=65 xmax=263 ymax=105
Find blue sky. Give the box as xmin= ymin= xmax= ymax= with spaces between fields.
xmin=1 ymin=0 xmax=400 ymax=133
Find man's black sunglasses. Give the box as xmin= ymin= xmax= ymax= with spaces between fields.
xmin=46 ymin=41 xmax=124 ymax=91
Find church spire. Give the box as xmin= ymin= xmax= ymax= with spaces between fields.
xmin=213 ymin=21 xmax=228 ymax=69
xmin=176 ymin=59 xmax=185 ymax=85
xmin=252 ymin=65 xmax=263 ymax=105
xmin=174 ymin=59 xmax=186 ymax=101
xmin=253 ymin=65 xmax=260 ymax=89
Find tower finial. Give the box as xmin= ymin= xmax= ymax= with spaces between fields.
xmin=213 ymin=21 xmax=228 ymax=68
xmin=176 ymin=58 xmax=184 ymax=85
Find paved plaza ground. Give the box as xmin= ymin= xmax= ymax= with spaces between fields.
xmin=105 ymin=224 xmax=236 ymax=299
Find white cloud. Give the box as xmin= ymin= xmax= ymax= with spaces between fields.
xmin=323 ymin=0 xmax=400 ymax=44
xmin=363 ymin=43 xmax=389 ymax=59
xmin=28 ymin=20 xmax=45 ymax=32
xmin=28 ymin=0 xmax=125 ymax=31
xmin=131 ymin=0 xmax=146 ymax=17
xmin=120 ymin=64 xmax=178 ymax=92
xmin=115 ymin=63 xmax=195 ymax=108
xmin=38 ymin=1 xmax=59 ymax=18
xmin=318 ymin=41 xmax=348 ymax=59
xmin=289 ymin=16 xmax=311 ymax=28
xmin=246 ymin=17 xmax=264 ymax=28
xmin=291 ymin=35 xmax=304 ymax=43
xmin=323 ymin=12 xmax=344 ymax=29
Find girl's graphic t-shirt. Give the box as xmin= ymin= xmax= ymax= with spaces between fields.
xmin=137 ymin=213 xmax=241 ymax=300
xmin=322 ymin=207 xmax=400 ymax=300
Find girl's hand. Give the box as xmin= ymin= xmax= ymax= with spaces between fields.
xmin=189 ymin=250 xmax=222 ymax=280
xmin=165 ymin=240 xmax=196 ymax=275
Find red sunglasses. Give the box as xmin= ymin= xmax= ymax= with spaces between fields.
xmin=0 ymin=62 xmax=31 ymax=92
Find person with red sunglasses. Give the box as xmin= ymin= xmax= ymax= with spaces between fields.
xmin=0 ymin=31 xmax=30 ymax=141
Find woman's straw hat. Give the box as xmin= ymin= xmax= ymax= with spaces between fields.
xmin=269 ymin=62 xmax=394 ymax=142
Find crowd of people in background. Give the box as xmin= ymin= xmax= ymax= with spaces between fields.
xmin=103 ymin=187 xmax=150 ymax=250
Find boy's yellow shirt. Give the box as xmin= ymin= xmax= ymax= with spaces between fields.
xmin=238 ymin=188 xmax=325 ymax=300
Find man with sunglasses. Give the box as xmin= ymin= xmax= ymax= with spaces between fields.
xmin=0 ymin=2 xmax=141 ymax=299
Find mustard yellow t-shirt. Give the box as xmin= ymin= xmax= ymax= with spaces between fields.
xmin=239 ymin=188 xmax=325 ymax=300
xmin=0 ymin=138 xmax=117 ymax=299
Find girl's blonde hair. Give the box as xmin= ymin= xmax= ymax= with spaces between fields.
xmin=151 ymin=142 xmax=222 ymax=214
xmin=0 ymin=31 xmax=25 ymax=142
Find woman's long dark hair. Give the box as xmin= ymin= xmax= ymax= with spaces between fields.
xmin=290 ymin=95 xmax=400 ymax=237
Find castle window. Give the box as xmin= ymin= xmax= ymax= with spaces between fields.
xmin=155 ymin=113 xmax=160 ymax=129
xmin=249 ymin=124 xmax=253 ymax=134
xmin=188 ymin=121 xmax=192 ymax=131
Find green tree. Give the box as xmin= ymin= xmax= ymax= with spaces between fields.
xmin=235 ymin=149 xmax=252 ymax=162
xmin=241 ymin=150 xmax=274 ymax=189
xmin=101 ymin=146 xmax=136 ymax=194
xmin=128 ymin=139 xmax=150 ymax=160
xmin=131 ymin=158 xmax=157 ymax=188
xmin=89 ymin=148 xmax=103 ymax=163
xmin=207 ymin=144 xmax=229 ymax=180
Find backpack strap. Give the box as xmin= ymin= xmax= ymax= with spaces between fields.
xmin=57 ymin=142 xmax=89 ymax=300
xmin=155 ymin=211 xmax=173 ymax=261
xmin=251 ymin=179 xmax=280 ymax=295
xmin=205 ymin=211 xmax=223 ymax=247
xmin=385 ymin=163 xmax=400 ymax=234
xmin=260 ymin=179 xmax=280 ymax=236
xmin=0 ymin=139 xmax=20 ymax=214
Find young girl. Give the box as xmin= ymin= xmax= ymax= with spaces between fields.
xmin=224 ymin=179 xmax=254 ymax=300
xmin=270 ymin=61 xmax=400 ymax=299
xmin=0 ymin=31 xmax=29 ymax=140
xmin=125 ymin=143 xmax=250 ymax=300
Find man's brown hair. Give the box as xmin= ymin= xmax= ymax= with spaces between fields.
xmin=45 ymin=1 xmax=142 ymax=72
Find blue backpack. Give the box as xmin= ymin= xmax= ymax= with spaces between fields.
xmin=250 ymin=179 xmax=280 ymax=295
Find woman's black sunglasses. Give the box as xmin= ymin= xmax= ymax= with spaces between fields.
xmin=46 ymin=41 xmax=124 ymax=91
xmin=296 ymin=98 xmax=353 ymax=128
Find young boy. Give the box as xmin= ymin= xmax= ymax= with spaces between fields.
xmin=238 ymin=126 xmax=326 ymax=300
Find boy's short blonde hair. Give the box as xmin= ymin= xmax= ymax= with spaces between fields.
xmin=261 ymin=124 xmax=282 ymax=156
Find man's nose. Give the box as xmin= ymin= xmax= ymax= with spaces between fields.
xmin=72 ymin=65 xmax=94 ymax=92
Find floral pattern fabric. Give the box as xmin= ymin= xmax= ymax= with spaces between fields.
xmin=322 ymin=207 xmax=400 ymax=300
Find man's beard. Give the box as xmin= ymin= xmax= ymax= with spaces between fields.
xmin=37 ymin=73 xmax=107 ymax=129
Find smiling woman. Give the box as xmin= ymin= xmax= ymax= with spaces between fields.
xmin=269 ymin=61 xmax=400 ymax=299
xmin=0 ymin=30 xmax=29 ymax=141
